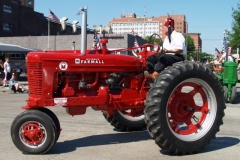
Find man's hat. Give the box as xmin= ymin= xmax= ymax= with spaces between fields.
xmin=164 ymin=17 xmax=174 ymax=28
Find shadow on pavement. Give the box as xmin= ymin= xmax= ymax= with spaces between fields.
xmin=48 ymin=130 xmax=151 ymax=154
xmin=159 ymin=136 xmax=240 ymax=156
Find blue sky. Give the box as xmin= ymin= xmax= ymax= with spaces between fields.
xmin=35 ymin=0 xmax=239 ymax=54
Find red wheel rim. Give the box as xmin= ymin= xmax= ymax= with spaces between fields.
xmin=20 ymin=122 xmax=46 ymax=146
xmin=168 ymin=82 xmax=209 ymax=135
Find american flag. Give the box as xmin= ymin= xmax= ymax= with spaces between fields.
xmin=133 ymin=37 xmax=139 ymax=53
xmin=215 ymin=48 xmax=221 ymax=60
xmin=49 ymin=10 xmax=60 ymax=23
xmin=223 ymin=37 xmax=228 ymax=53
xmin=92 ymin=33 xmax=101 ymax=50
xmin=134 ymin=37 xmax=139 ymax=48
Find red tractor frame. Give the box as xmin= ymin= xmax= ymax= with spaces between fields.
xmin=11 ymin=7 xmax=226 ymax=155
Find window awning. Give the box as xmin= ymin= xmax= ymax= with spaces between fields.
xmin=0 ymin=43 xmax=35 ymax=54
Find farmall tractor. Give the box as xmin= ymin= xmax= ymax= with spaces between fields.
xmin=11 ymin=7 xmax=226 ymax=155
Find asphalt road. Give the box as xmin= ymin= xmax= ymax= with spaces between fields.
xmin=0 ymin=89 xmax=239 ymax=160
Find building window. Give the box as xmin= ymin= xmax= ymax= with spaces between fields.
xmin=3 ymin=23 xmax=13 ymax=31
xmin=3 ymin=5 xmax=12 ymax=13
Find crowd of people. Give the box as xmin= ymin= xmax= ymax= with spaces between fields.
xmin=214 ymin=47 xmax=236 ymax=64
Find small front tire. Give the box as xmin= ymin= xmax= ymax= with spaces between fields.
xmin=229 ymin=86 xmax=236 ymax=104
xmin=11 ymin=110 xmax=57 ymax=154
xmin=38 ymin=107 xmax=61 ymax=142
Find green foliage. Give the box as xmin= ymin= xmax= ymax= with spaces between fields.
xmin=144 ymin=35 xmax=163 ymax=45
xmin=102 ymin=29 xmax=108 ymax=34
xmin=184 ymin=35 xmax=213 ymax=62
xmin=185 ymin=51 xmax=214 ymax=62
xmin=185 ymin=35 xmax=196 ymax=53
xmin=227 ymin=2 xmax=240 ymax=49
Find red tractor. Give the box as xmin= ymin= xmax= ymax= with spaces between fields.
xmin=11 ymin=7 xmax=226 ymax=155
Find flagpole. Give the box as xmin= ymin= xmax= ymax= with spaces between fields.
xmin=48 ymin=8 xmax=50 ymax=50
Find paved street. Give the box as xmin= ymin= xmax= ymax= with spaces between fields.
xmin=0 ymin=86 xmax=239 ymax=160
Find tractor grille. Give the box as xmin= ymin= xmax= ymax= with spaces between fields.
xmin=27 ymin=62 xmax=43 ymax=96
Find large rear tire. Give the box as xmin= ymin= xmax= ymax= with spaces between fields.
xmin=144 ymin=61 xmax=226 ymax=154
xmin=103 ymin=109 xmax=146 ymax=131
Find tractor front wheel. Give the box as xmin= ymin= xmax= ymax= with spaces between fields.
xmin=229 ymin=86 xmax=236 ymax=104
xmin=11 ymin=110 xmax=57 ymax=154
xmin=103 ymin=109 xmax=146 ymax=131
xmin=38 ymin=107 xmax=61 ymax=142
xmin=144 ymin=61 xmax=226 ymax=154
xmin=223 ymin=85 xmax=228 ymax=103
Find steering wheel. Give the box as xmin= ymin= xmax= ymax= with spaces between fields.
xmin=149 ymin=33 xmax=163 ymax=53
xmin=132 ymin=48 xmax=139 ymax=57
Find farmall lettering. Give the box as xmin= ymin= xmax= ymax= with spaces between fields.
xmin=75 ymin=58 xmax=104 ymax=64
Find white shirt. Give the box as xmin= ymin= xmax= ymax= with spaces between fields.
xmin=4 ymin=62 xmax=11 ymax=73
xmin=163 ymin=30 xmax=186 ymax=55
xmin=219 ymin=52 xmax=234 ymax=62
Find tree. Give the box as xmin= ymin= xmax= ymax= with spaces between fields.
xmin=144 ymin=34 xmax=163 ymax=45
xmin=227 ymin=2 xmax=240 ymax=49
xmin=185 ymin=51 xmax=213 ymax=62
xmin=185 ymin=35 xmax=196 ymax=54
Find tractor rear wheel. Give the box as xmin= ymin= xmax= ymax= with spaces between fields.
xmin=144 ymin=61 xmax=226 ymax=154
xmin=103 ymin=109 xmax=146 ymax=131
xmin=11 ymin=110 xmax=57 ymax=154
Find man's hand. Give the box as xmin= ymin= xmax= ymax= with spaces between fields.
xmin=164 ymin=48 xmax=183 ymax=54
xmin=163 ymin=48 xmax=169 ymax=53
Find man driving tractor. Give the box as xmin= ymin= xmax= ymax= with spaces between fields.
xmin=145 ymin=16 xmax=186 ymax=80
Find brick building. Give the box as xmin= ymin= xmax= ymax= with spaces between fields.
xmin=109 ymin=13 xmax=202 ymax=51
xmin=0 ymin=0 xmax=93 ymax=37
xmin=184 ymin=33 xmax=202 ymax=52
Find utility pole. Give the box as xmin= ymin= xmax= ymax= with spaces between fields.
xmin=186 ymin=35 xmax=188 ymax=60
xmin=143 ymin=7 xmax=146 ymax=38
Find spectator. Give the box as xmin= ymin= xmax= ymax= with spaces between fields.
xmin=215 ymin=47 xmax=234 ymax=64
xmin=3 ymin=58 xmax=11 ymax=87
xmin=8 ymin=73 xmax=25 ymax=93
xmin=0 ymin=59 xmax=4 ymax=85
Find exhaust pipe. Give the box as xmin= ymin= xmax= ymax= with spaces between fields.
xmin=80 ymin=6 xmax=88 ymax=55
